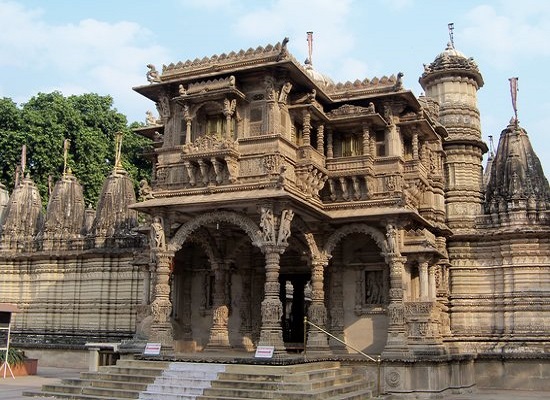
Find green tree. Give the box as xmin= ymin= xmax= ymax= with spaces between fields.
xmin=0 ymin=92 xmax=151 ymax=206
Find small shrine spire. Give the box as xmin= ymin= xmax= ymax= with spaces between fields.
xmin=306 ymin=31 xmax=313 ymax=65
xmin=21 ymin=144 xmax=26 ymax=177
xmin=509 ymin=77 xmax=519 ymax=126
xmin=448 ymin=22 xmax=455 ymax=48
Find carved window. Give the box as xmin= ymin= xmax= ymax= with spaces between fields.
xmin=342 ymin=133 xmax=362 ymax=157
xmin=375 ymin=130 xmax=386 ymax=156
xmin=355 ymin=266 xmax=389 ymax=315
xmin=403 ymin=136 xmax=413 ymax=160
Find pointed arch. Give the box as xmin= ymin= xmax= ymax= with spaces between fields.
xmin=324 ymin=223 xmax=387 ymax=257
xmin=168 ymin=210 xmax=262 ymax=252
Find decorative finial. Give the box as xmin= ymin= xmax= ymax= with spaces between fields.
xmin=62 ymin=138 xmax=70 ymax=178
xmin=306 ymin=31 xmax=313 ymax=65
xmin=509 ymin=77 xmax=519 ymax=127
xmin=448 ymin=23 xmax=455 ymax=48
xmin=114 ymin=131 xmax=123 ymax=170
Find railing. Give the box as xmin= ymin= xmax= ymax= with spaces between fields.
xmin=303 ymin=317 xmax=383 ymax=396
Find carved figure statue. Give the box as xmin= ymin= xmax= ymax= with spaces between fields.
xmin=278 ymin=82 xmax=292 ymax=104
xmin=145 ymin=110 xmax=158 ymax=126
xmin=138 ymin=179 xmax=154 ymax=201
xmin=259 ymin=207 xmax=276 ymax=243
xmin=367 ymin=102 xmax=376 ymax=113
xmin=277 ymin=209 xmax=294 ymax=245
xmin=386 ymin=224 xmax=398 ymax=254
xmin=146 ymin=64 xmax=161 ymax=83
xmin=150 ymin=216 xmax=166 ymax=249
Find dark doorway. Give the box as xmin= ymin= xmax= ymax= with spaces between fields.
xmin=280 ymin=273 xmax=311 ymax=348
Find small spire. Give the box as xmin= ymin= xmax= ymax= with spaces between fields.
xmin=21 ymin=144 xmax=27 ymax=176
xmin=306 ymin=31 xmax=313 ymax=65
xmin=488 ymin=135 xmax=495 ymax=157
xmin=509 ymin=77 xmax=519 ymax=126
xmin=448 ymin=22 xmax=455 ymax=48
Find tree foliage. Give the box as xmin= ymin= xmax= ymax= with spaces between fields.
xmin=0 ymin=92 xmax=151 ymax=206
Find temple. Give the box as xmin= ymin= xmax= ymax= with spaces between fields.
xmin=1 ymin=35 xmax=549 ymax=397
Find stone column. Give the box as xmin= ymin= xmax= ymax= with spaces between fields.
xmin=316 ymin=124 xmax=324 ymax=154
xmin=326 ymin=129 xmax=334 ymax=158
xmin=328 ymin=265 xmax=345 ymax=352
xmin=206 ymin=261 xmax=230 ymax=349
xmin=412 ymin=128 xmax=419 ymax=160
xmin=183 ymin=104 xmax=192 ymax=144
xmin=258 ymin=245 xmax=285 ymax=353
xmin=428 ymin=264 xmax=437 ymax=300
xmin=257 ymin=206 xmax=294 ymax=355
xmin=302 ymin=109 xmax=311 ymax=146
xmin=362 ymin=123 xmax=370 ymax=156
xmin=150 ymin=250 xmax=174 ymax=350
xmin=382 ymin=224 xmax=410 ymax=358
xmin=419 ymin=260 xmax=429 ymax=300
xmin=239 ymin=267 xmax=255 ymax=351
xmin=307 ymin=258 xmax=330 ymax=352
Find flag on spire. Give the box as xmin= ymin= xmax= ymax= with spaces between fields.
xmin=509 ymin=77 xmax=519 ymax=125
xmin=306 ymin=31 xmax=313 ymax=65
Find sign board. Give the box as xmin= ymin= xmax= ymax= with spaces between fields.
xmin=143 ymin=343 xmax=161 ymax=355
xmin=254 ymin=345 xmax=275 ymax=359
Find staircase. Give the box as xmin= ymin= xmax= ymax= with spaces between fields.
xmin=24 ymin=359 xmax=373 ymax=399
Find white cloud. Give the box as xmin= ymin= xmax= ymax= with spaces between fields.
xmin=462 ymin=2 xmax=550 ymax=67
xmin=0 ymin=0 xmax=170 ymax=121
xmin=232 ymin=0 xmax=355 ymax=75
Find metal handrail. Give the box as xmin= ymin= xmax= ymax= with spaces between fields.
xmin=303 ymin=316 xmax=383 ymax=396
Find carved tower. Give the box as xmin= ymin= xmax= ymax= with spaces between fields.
xmin=419 ymin=42 xmax=487 ymax=230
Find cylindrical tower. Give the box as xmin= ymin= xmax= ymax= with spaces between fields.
xmin=419 ymin=42 xmax=488 ymax=231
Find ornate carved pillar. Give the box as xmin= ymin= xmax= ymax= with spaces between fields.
xmin=362 ymin=123 xmax=370 ymax=156
xmin=307 ymin=257 xmax=330 ymax=352
xmin=223 ymin=98 xmax=236 ymax=139
xmin=412 ymin=128 xmax=419 ymax=160
xmin=419 ymin=260 xmax=429 ymax=300
xmin=183 ymin=104 xmax=192 ymax=144
xmin=326 ymin=129 xmax=334 ymax=158
xmin=257 ymin=206 xmax=294 ymax=354
xmin=316 ymin=124 xmax=324 ymax=154
xmin=302 ymin=109 xmax=311 ymax=146
xmin=428 ymin=264 xmax=437 ymax=300
xmin=258 ymin=245 xmax=285 ymax=352
xmin=150 ymin=249 xmax=174 ymax=350
xmin=382 ymin=223 xmax=410 ymax=358
xmin=206 ymin=260 xmax=230 ymax=349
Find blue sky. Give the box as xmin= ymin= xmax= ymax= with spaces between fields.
xmin=1 ymin=0 xmax=549 ymax=175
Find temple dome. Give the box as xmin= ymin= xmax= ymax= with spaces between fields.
xmin=43 ymin=171 xmax=86 ymax=243
xmin=304 ymin=60 xmax=334 ymax=87
xmin=92 ymin=167 xmax=138 ymax=241
xmin=485 ymin=120 xmax=550 ymax=225
xmin=420 ymin=42 xmax=484 ymax=88
xmin=0 ymin=174 xmax=43 ymax=249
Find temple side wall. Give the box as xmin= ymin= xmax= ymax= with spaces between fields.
xmin=474 ymin=359 xmax=550 ymax=391
xmin=1 ymin=252 xmax=144 ymax=348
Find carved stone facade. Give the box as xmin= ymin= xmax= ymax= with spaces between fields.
xmin=0 ymin=37 xmax=549 ymax=394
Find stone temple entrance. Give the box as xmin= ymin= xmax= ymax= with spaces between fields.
xmin=280 ymin=273 xmax=310 ymax=347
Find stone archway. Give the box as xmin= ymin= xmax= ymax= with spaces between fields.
xmin=323 ymin=223 xmax=390 ymax=355
xmin=167 ymin=211 xmax=263 ymax=352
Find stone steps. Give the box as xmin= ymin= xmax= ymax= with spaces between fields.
xmin=24 ymin=359 xmax=373 ymax=399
